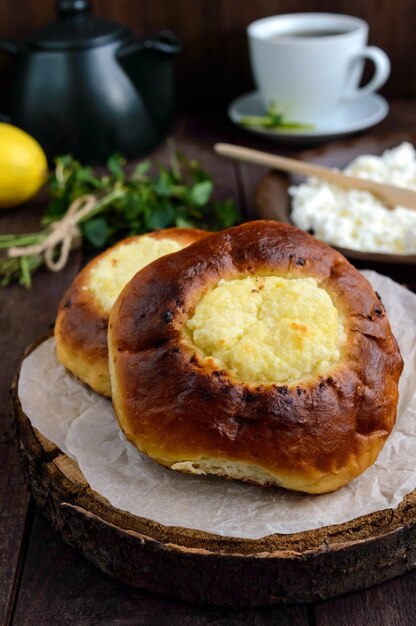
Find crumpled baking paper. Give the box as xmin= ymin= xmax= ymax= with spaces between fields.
xmin=18 ymin=271 xmax=416 ymax=539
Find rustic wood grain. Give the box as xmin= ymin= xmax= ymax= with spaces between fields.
xmin=0 ymin=199 xmax=82 ymax=625
xmin=0 ymin=0 xmax=414 ymax=112
xmin=0 ymin=443 xmax=31 ymax=626
xmin=220 ymin=0 xmax=282 ymax=104
xmin=12 ymin=512 xmax=309 ymax=626
xmin=313 ymin=570 xmax=416 ymax=626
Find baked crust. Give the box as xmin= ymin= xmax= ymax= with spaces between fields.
xmin=108 ymin=221 xmax=403 ymax=494
xmin=54 ymin=228 xmax=208 ymax=397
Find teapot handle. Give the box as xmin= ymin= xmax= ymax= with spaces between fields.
xmin=118 ymin=31 xmax=181 ymax=59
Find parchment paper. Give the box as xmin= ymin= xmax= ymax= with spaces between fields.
xmin=18 ymin=271 xmax=416 ymax=539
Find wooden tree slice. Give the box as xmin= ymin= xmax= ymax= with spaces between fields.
xmin=12 ymin=337 xmax=416 ymax=607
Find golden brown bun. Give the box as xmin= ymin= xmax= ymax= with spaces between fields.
xmin=55 ymin=228 xmax=208 ymax=397
xmin=108 ymin=221 xmax=403 ymax=494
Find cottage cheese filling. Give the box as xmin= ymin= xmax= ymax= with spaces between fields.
xmin=88 ymin=237 xmax=183 ymax=311
xmin=186 ymin=276 xmax=345 ymax=384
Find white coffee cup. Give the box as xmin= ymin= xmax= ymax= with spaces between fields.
xmin=247 ymin=13 xmax=390 ymax=123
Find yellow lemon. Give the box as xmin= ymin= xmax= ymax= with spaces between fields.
xmin=0 ymin=123 xmax=48 ymax=208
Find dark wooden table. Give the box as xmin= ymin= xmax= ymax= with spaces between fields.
xmin=2 ymin=103 xmax=416 ymax=626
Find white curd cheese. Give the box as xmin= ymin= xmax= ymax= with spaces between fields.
xmin=289 ymin=142 xmax=416 ymax=254
xmin=186 ymin=275 xmax=345 ymax=384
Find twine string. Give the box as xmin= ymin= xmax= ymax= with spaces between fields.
xmin=8 ymin=194 xmax=97 ymax=272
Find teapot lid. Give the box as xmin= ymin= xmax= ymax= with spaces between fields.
xmin=29 ymin=0 xmax=130 ymax=51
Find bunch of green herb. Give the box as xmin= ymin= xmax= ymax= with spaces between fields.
xmin=240 ymin=103 xmax=314 ymax=131
xmin=0 ymin=148 xmax=240 ymax=287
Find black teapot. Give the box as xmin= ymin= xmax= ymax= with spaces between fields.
xmin=0 ymin=0 xmax=180 ymax=162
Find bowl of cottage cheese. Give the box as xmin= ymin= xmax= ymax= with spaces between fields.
xmin=290 ymin=142 xmax=416 ymax=256
xmin=255 ymin=135 xmax=416 ymax=278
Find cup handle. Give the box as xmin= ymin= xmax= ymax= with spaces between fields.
xmin=345 ymin=46 xmax=391 ymax=100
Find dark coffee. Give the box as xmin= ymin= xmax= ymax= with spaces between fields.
xmin=269 ymin=29 xmax=350 ymax=40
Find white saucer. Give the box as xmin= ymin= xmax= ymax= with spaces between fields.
xmin=228 ymin=91 xmax=389 ymax=144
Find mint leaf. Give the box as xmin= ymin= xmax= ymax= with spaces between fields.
xmin=82 ymin=218 xmax=109 ymax=248
xmin=146 ymin=203 xmax=175 ymax=230
xmin=132 ymin=161 xmax=150 ymax=179
xmin=189 ymin=180 xmax=213 ymax=206
xmin=107 ymin=153 xmax=126 ymax=180
xmin=214 ymin=199 xmax=241 ymax=229
xmin=175 ymin=216 xmax=195 ymax=228
xmin=77 ymin=167 xmax=104 ymax=189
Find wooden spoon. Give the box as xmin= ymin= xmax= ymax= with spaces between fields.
xmin=214 ymin=142 xmax=416 ymax=210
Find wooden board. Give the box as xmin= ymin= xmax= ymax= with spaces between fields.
xmin=12 ymin=337 xmax=416 ymax=607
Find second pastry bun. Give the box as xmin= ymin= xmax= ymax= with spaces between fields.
xmin=55 ymin=228 xmax=208 ymax=396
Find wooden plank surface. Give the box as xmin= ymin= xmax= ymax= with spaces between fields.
xmin=12 ymin=511 xmax=310 ymax=626
xmin=0 ymin=201 xmax=82 ymax=625
xmin=3 ymin=105 xmax=416 ymax=623
xmin=314 ymin=571 xmax=416 ymax=626
xmin=0 ymin=443 xmax=31 ymax=626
